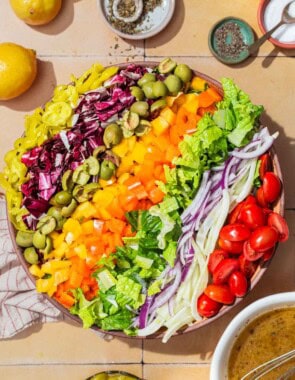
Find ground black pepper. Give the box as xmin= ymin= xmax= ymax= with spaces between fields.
xmin=215 ymin=22 xmax=247 ymax=58
xmin=107 ymin=0 xmax=163 ymax=35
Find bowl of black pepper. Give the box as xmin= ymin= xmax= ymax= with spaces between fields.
xmin=97 ymin=0 xmax=175 ymax=40
xmin=208 ymin=17 xmax=255 ymax=65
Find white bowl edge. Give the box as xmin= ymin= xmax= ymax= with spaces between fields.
xmin=210 ymin=292 xmax=295 ymax=380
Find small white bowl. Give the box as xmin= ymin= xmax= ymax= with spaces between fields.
xmin=97 ymin=0 xmax=175 ymax=40
xmin=210 ymin=292 xmax=295 ymax=380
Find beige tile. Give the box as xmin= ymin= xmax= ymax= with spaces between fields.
xmin=0 ymin=0 xmax=143 ymax=56
xmin=145 ymin=0 xmax=295 ymax=57
xmin=144 ymin=364 xmax=210 ymax=380
xmin=0 ymin=321 xmax=142 ymax=365
xmin=0 ymin=56 xmax=144 ymax=172
xmin=0 ymin=364 xmax=142 ymax=380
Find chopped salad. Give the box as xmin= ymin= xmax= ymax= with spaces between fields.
xmin=0 ymin=59 xmax=288 ymax=342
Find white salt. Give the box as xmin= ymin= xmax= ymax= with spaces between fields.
xmin=264 ymin=0 xmax=295 ymax=43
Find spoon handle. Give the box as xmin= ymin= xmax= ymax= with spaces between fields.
xmin=248 ymin=20 xmax=285 ymax=55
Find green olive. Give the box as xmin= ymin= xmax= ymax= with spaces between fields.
xmin=135 ymin=120 xmax=151 ymax=136
xmin=103 ymin=124 xmax=123 ymax=148
xmin=84 ymin=156 xmax=100 ymax=176
xmin=122 ymin=111 xmax=140 ymax=131
xmin=142 ymin=82 xmax=156 ymax=99
xmin=130 ymin=101 xmax=149 ymax=117
xmin=137 ymin=73 xmax=156 ymax=88
xmin=83 ymin=183 xmax=100 ymax=199
xmin=61 ymin=198 xmax=78 ymax=217
xmin=93 ymin=145 xmax=106 ymax=158
xmin=100 ymin=160 xmax=116 ymax=180
xmin=158 ymin=57 xmax=177 ymax=74
xmin=150 ymin=99 xmax=167 ymax=113
xmin=174 ymin=63 xmax=193 ymax=83
xmin=72 ymin=166 xmax=90 ymax=185
xmin=130 ymin=86 xmax=145 ymax=101
xmin=16 ymin=230 xmax=34 ymax=248
xmin=73 ymin=185 xmax=87 ymax=203
xmin=152 ymin=81 xmax=168 ymax=98
xmin=54 ymin=190 xmax=73 ymax=206
xmin=47 ymin=206 xmax=64 ymax=228
xmin=164 ymin=74 xmax=183 ymax=95
xmin=24 ymin=247 xmax=39 ymax=265
xmin=32 ymin=230 xmax=47 ymax=250
xmin=40 ymin=236 xmax=53 ymax=255
xmin=36 ymin=215 xmax=57 ymax=235
xmin=61 ymin=170 xmax=74 ymax=192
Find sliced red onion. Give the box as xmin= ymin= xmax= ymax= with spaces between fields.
xmin=138 ymin=296 xmax=154 ymax=329
xmin=231 ymin=133 xmax=277 ymax=159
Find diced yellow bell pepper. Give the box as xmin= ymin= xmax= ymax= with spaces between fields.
xmin=73 ymin=244 xmax=88 ymax=259
xmin=131 ymin=142 xmax=147 ymax=164
xmin=117 ymin=172 xmax=130 ymax=185
xmin=36 ymin=277 xmax=56 ymax=296
xmin=53 ymin=242 xmax=69 ymax=259
xmin=127 ymin=135 xmax=137 ymax=151
xmin=63 ymin=218 xmax=82 ymax=239
xmin=160 ymin=107 xmax=176 ymax=125
xmin=183 ymin=94 xmax=199 ymax=114
xmin=93 ymin=188 xmax=115 ymax=207
xmin=190 ymin=76 xmax=208 ymax=92
xmin=53 ymin=268 xmax=70 ymax=286
xmin=81 ymin=220 xmax=94 ymax=235
xmin=151 ymin=116 xmax=170 ymax=136
xmin=41 ymin=259 xmax=71 ymax=274
xmin=29 ymin=264 xmax=44 ymax=278
xmin=52 ymin=232 xmax=66 ymax=249
xmin=112 ymin=138 xmax=129 ymax=158
xmin=72 ymin=201 xmax=97 ymax=220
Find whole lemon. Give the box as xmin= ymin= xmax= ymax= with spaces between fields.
xmin=10 ymin=0 xmax=62 ymax=26
xmin=0 ymin=43 xmax=37 ymax=101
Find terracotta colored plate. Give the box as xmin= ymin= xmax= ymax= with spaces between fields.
xmin=8 ymin=62 xmax=285 ymax=340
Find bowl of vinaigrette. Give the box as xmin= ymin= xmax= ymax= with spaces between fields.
xmin=210 ymin=292 xmax=295 ymax=380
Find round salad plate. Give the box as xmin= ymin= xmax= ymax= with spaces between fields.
xmin=97 ymin=0 xmax=176 ymax=40
xmin=8 ymin=61 xmax=285 ymax=340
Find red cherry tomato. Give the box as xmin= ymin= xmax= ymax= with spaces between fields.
xmin=197 ymin=293 xmax=222 ymax=318
xmin=218 ymin=238 xmax=244 ymax=254
xmin=244 ymin=195 xmax=257 ymax=205
xmin=204 ymin=284 xmax=235 ymax=305
xmin=208 ymin=249 xmax=229 ymax=274
xmin=267 ymin=212 xmax=289 ymax=242
xmin=228 ymin=202 xmax=244 ymax=224
xmin=259 ymin=153 xmax=272 ymax=180
xmin=249 ymin=226 xmax=279 ymax=252
xmin=239 ymin=254 xmax=258 ymax=278
xmin=213 ymin=258 xmax=240 ymax=285
xmin=262 ymin=172 xmax=281 ymax=203
xmin=256 ymin=187 xmax=269 ymax=208
xmin=243 ymin=240 xmax=265 ymax=261
xmin=263 ymin=246 xmax=275 ymax=262
xmin=229 ymin=271 xmax=248 ymax=297
xmin=239 ymin=204 xmax=266 ymax=230
xmin=219 ymin=224 xmax=251 ymax=242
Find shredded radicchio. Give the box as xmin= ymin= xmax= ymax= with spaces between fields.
xmin=20 ymin=64 xmax=148 ymax=227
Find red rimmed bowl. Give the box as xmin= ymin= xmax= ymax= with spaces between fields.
xmin=257 ymin=0 xmax=295 ymax=49
xmin=7 ymin=62 xmax=285 ymax=340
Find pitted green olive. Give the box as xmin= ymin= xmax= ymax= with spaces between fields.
xmin=93 ymin=146 xmax=106 ymax=158
xmin=137 ymin=73 xmax=156 ymax=87
xmin=130 ymin=101 xmax=149 ymax=117
xmin=122 ymin=111 xmax=140 ymax=131
xmin=164 ymin=74 xmax=183 ymax=95
xmin=54 ymin=190 xmax=73 ymax=206
xmin=72 ymin=166 xmax=90 ymax=185
xmin=100 ymin=160 xmax=116 ymax=180
xmin=174 ymin=63 xmax=193 ymax=83
xmin=142 ymin=82 xmax=156 ymax=99
xmin=16 ymin=230 xmax=34 ymax=248
xmin=103 ymin=124 xmax=123 ymax=148
xmin=158 ymin=57 xmax=177 ymax=74
xmin=32 ymin=230 xmax=47 ymax=250
xmin=135 ymin=120 xmax=151 ymax=136
xmin=36 ymin=215 xmax=57 ymax=235
xmin=150 ymin=99 xmax=167 ymax=113
xmin=83 ymin=183 xmax=100 ymax=198
xmin=61 ymin=198 xmax=78 ymax=217
xmin=61 ymin=170 xmax=74 ymax=192
xmin=24 ymin=247 xmax=39 ymax=265
xmin=130 ymin=86 xmax=145 ymax=101
xmin=84 ymin=156 xmax=100 ymax=176
xmin=152 ymin=81 xmax=168 ymax=98
xmin=47 ymin=207 xmax=65 ymax=230
xmin=73 ymin=185 xmax=88 ymax=203
xmin=40 ymin=236 xmax=53 ymax=255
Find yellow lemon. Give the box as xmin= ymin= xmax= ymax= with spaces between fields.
xmin=10 ymin=0 xmax=62 ymax=26
xmin=0 ymin=43 xmax=37 ymax=101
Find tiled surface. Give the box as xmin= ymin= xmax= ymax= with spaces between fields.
xmin=0 ymin=1 xmax=295 ymax=379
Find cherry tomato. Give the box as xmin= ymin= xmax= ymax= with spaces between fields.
xmin=256 ymin=187 xmax=269 ymax=208
xmin=259 ymin=153 xmax=272 ymax=180
xmin=229 ymin=271 xmax=248 ymax=297
xmin=208 ymin=249 xmax=229 ymax=274
xmin=249 ymin=226 xmax=279 ymax=252
xmin=228 ymin=202 xmax=244 ymax=224
xmin=204 ymin=284 xmax=235 ymax=305
xmin=239 ymin=254 xmax=258 ymax=278
xmin=244 ymin=195 xmax=257 ymax=205
xmin=239 ymin=204 xmax=266 ymax=230
xmin=243 ymin=240 xmax=264 ymax=261
xmin=218 ymin=238 xmax=244 ymax=254
xmin=267 ymin=212 xmax=289 ymax=243
xmin=220 ymin=224 xmax=251 ymax=242
xmin=263 ymin=246 xmax=275 ymax=262
xmin=197 ymin=293 xmax=222 ymax=318
xmin=213 ymin=258 xmax=240 ymax=285
xmin=262 ymin=172 xmax=281 ymax=203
